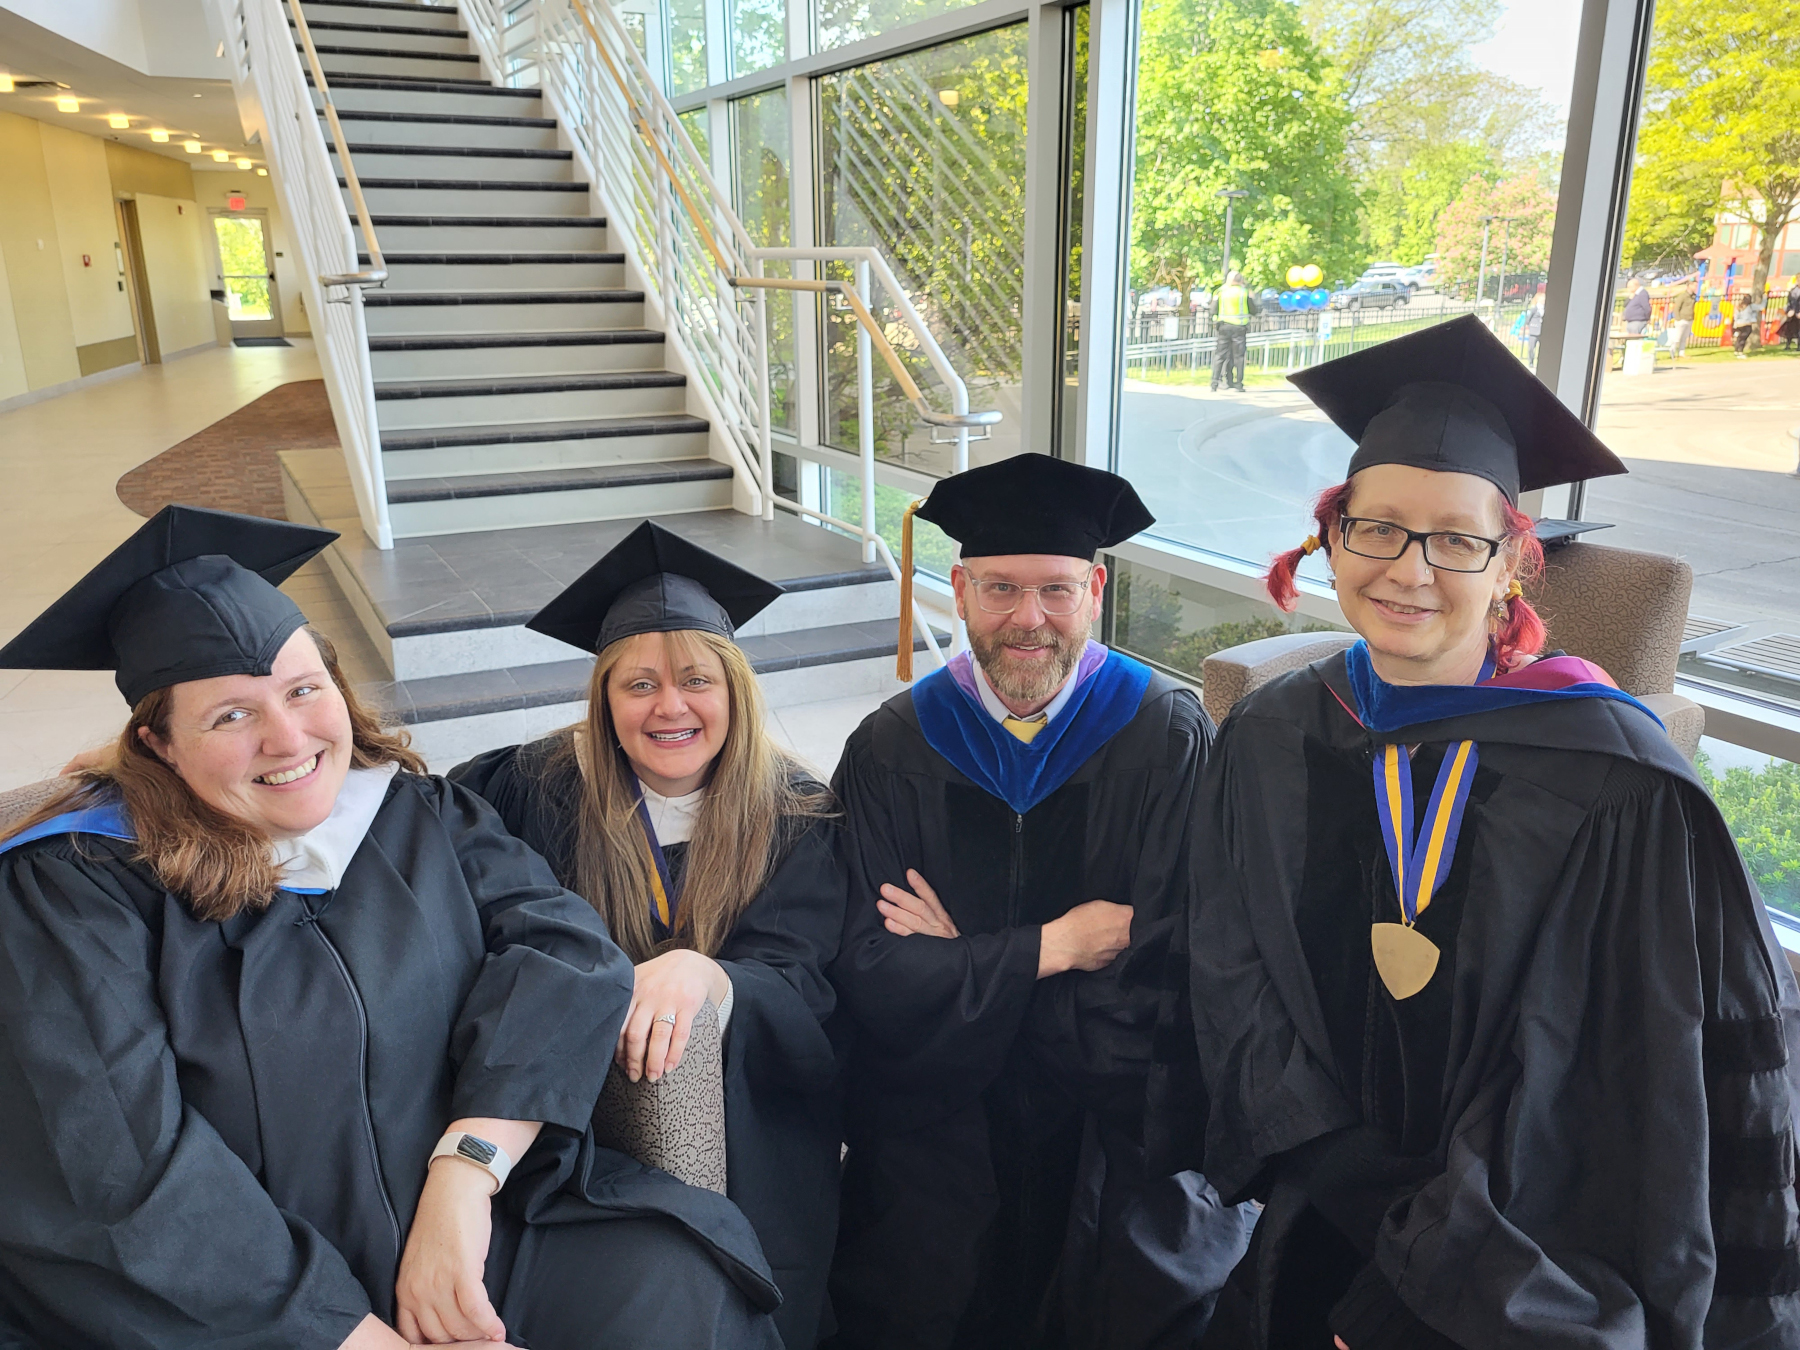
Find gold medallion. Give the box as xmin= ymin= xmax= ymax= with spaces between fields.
xmin=1371 ymin=921 xmax=1440 ymax=1000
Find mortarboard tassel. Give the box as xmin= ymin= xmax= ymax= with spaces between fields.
xmin=897 ymin=498 xmax=924 ymax=682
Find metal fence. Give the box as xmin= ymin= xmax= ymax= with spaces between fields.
xmin=1618 ymin=282 xmax=1799 ymax=352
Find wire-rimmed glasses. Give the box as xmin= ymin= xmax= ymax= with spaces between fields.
xmin=963 ymin=568 xmax=1095 ymax=615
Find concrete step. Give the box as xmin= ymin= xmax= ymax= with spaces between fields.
xmin=315 ymin=78 xmax=540 ymax=117
xmin=291 ymin=17 xmax=470 ymax=52
xmin=309 ymin=45 xmax=484 ymax=79
xmin=344 ymin=179 xmax=591 ymax=216
xmin=367 ymin=329 xmax=666 ymax=381
xmin=373 ymin=371 xmax=689 ymax=431
xmin=381 ymin=420 xmax=707 ymax=479
xmin=280 ymin=449 xmax=901 ymax=678
xmin=351 ymin=214 xmax=610 ymax=251
xmin=361 ymin=290 xmax=645 ymax=335
xmin=330 ymin=109 xmax=561 ymax=150
xmin=384 ymin=459 xmax=736 ymax=537
xmin=335 ymin=144 xmax=576 ymax=183
xmin=368 ymin=253 xmax=626 ymax=292
xmin=300 ymin=0 xmax=465 ymax=28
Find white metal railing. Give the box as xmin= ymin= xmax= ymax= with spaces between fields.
xmin=221 ymin=0 xmax=394 ymax=548
xmin=461 ymin=0 xmax=1003 ymax=669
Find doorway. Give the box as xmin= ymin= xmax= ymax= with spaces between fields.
xmin=209 ymin=210 xmax=284 ymax=340
xmin=116 ymin=199 xmax=160 ymax=365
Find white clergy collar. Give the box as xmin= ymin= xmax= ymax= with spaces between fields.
xmin=638 ymin=779 xmax=706 ymax=846
xmin=972 ymin=656 xmax=1081 ymax=727
xmin=269 ymin=762 xmax=399 ymax=891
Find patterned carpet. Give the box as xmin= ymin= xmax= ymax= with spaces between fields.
xmin=115 ymin=379 xmax=338 ymax=521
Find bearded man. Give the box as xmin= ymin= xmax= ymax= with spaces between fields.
xmin=825 ymin=454 xmax=1252 ymax=1350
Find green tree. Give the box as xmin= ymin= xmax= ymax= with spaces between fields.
xmin=1433 ymin=171 xmax=1557 ymax=296
xmin=1626 ymin=0 xmax=1800 ymax=295
xmin=1131 ymin=0 xmax=1360 ymax=294
xmin=1697 ymin=753 xmax=1800 ymax=917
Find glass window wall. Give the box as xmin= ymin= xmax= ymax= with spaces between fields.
xmin=816 ymin=0 xmax=989 ymax=53
xmin=815 ymin=24 xmax=1030 ymax=476
xmin=666 ymin=0 xmax=710 ymax=95
xmin=732 ymin=0 xmax=787 ymax=75
xmin=731 ymin=88 xmax=798 ymax=432
xmin=1116 ymin=0 xmax=1583 ymax=583
xmin=1105 ymin=556 xmax=1343 ymax=681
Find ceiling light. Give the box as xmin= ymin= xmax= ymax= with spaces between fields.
xmin=56 ymin=95 xmax=79 ymax=113
xmin=108 ymin=113 xmax=129 ymax=129
xmin=256 ymin=167 xmax=268 ymax=176
xmin=150 ymin=128 xmax=169 ymax=142
xmin=235 ymin=157 xmax=252 ymax=169
xmin=211 ymin=149 xmax=230 ymax=161
xmin=184 ymin=140 xmax=202 ymax=153
xmin=0 ymin=76 xmax=13 ymax=95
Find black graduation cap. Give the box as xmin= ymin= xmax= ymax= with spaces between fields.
xmin=1287 ymin=313 xmax=1627 ymax=501
xmin=526 ymin=520 xmax=785 ymax=654
xmin=912 ymin=453 xmax=1154 ymax=559
xmin=0 ymin=505 xmax=337 ymax=706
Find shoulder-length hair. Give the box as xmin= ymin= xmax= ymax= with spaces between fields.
xmin=0 ymin=628 xmax=425 ymax=921
xmin=552 ymin=628 xmax=834 ymax=962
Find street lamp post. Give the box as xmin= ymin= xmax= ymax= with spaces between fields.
xmin=1218 ymin=188 xmax=1248 ymax=279
xmin=1477 ymin=215 xmax=1494 ymax=312
xmin=1495 ymin=216 xmax=1514 ymax=322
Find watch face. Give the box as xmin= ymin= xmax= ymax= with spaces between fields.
xmin=456 ymin=1135 xmax=498 ymax=1166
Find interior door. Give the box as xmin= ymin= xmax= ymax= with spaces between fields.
xmin=211 ymin=211 xmax=284 ymax=339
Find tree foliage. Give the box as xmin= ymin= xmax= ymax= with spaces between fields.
xmin=1131 ymin=0 xmax=1359 ymax=293
xmin=1697 ymin=753 xmax=1800 ymax=918
xmin=1626 ymin=0 xmax=1800 ymax=291
xmin=1433 ymin=172 xmax=1557 ymax=296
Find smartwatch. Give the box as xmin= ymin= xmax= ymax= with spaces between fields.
xmin=429 ymin=1132 xmax=515 ymax=1195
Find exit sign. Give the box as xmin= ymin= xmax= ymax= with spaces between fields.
xmin=227 ymin=195 xmax=247 ymax=210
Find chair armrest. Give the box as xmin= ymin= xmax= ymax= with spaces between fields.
xmin=1201 ymin=632 xmax=1357 ymax=726
xmin=592 ymin=1000 xmax=727 ymax=1193
xmin=1639 ymin=692 xmax=1705 ymax=761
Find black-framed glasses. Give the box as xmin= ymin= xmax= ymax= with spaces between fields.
xmin=963 ymin=568 xmax=1094 ymax=615
xmin=1337 ymin=516 xmax=1502 ymax=573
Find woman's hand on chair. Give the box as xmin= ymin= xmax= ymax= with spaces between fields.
xmin=616 ymin=949 xmax=730 ymax=1083
xmin=394 ymin=1159 xmax=506 ymax=1344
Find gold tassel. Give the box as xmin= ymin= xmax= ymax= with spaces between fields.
xmin=897 ymin=498 xmax=925 ymax=682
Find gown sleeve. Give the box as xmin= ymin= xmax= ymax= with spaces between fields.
xmin=829 ymin=721 xmax=1042 ymax=1098
xmin=430 ymin=777 xmax=637 ymax=1131
xmin=0 ymin=842 xmax=372 ymax=1349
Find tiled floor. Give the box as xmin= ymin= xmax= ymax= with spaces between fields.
xmin=0 ymin=343 xmax=890 ymax=790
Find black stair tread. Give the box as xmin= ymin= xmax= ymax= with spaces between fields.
xmin=375 ymin=371 xmax=686 ymax=398
xmin=368 ymin=329 xmax=663 ymax=350
xmin=350 ymin=214 xmax=607 ymax=227
xmin=386 ymin=458 xmax=733 ymax=504
xmin=291 ymin=17 xmax=471 ymax=35
xmin=369 ymin=622 xmax=942 ymax=725
xmin=301 ymin=0 xmax=468 ymax=12
xmin=361 ymin=252 xmax=625 ymax=264
xmin=334 ymin=142 xmax=574 ymax=159
xmin=333 ymin=110 xmax=558 ymax=128
xmin=379 ymin=411 xmax=707 ymax=451
xmin=308 ymin=73 xmax=512 ymax=92
xmin=363 ymin=289 xmax=641 ymax=306
xmin=339 ymin=177 xmax=586 ymax=190
xmin=307 ymin=43 xmax=480 ymax=59
xmin=338 ymin=510 xmax=893 ymax=638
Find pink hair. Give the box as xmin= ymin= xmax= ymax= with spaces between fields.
xmin=1265 ymin=478 xmax=1547 ymax=672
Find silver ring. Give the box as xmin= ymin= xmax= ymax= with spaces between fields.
xmin=654 ymin=1013 xmax=678 ymax=1026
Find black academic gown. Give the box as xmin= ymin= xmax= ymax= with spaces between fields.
xmin=450 ymin=733 xmax=848 ymax=1350
xmin=828 ymin=671 xmax=1254 ymax=1350
xmin=1185 ymin=653 xmax=1800 ymax=1349
xmin=0 ymin=771 xmax=781 ymax=1350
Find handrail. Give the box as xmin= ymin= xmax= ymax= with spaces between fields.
xmin=283 ymin=0 xmax=386 ymax=288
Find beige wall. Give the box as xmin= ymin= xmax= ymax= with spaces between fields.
xmin=135 ymin=193 xmax=215 ymax=357
xmin=40 ymin=125 xmax=137 ymax=355
xmin=189 ymin=175 xmax=311 ymax=336
xmin=0 ymin=249 xmax=29 ymax=403
xmin=0 ymin=113 xmax=82 ymax=392
xmin=104 ymin=140 xmax=197 ymax=205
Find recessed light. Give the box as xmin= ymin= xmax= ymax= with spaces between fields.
xmin=150 ymin=129 xmax=169 ymax=142
xmin=193 ymin=92 xmax=203 ymax=98
xmin=256 ymin=168 xmax=267 ymax=176
xmin=235 ymin=157 xmax=252 ymax=169
xmin=211 ymin=149 xmax=230 ymax=161
xmin=0 ymin=76 xmax=14 ymax=94
xmin=56 ymin=95 xmax=79 ymax=113
xmin=184 ymin=140 xmax=202 ymax=153
xmin=108 ymin=113 xmax=129 ymax=129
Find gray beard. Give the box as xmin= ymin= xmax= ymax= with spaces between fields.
xmin=970 ymin=615 xmax=1091 ymax=706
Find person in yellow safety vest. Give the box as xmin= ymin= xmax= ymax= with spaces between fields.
xmin=1209 ymin=270 xmax=1259 ymax=393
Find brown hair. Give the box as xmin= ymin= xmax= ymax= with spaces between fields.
xmin=0 ymin=628 xmax=424 ymax=921
xmin=553 ymin=628 xmax=833 ymax=962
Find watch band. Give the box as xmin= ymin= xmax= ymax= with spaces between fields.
xmin=429 ymin=1132 xmax=514 ymax=1194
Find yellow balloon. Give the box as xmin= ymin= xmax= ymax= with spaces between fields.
xmin=1301 ymin=264 xmax=1323 ymax=286
xmin=1286 ymin=265 xmax=1305 ymax=288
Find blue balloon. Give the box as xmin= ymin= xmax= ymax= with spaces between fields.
xmin=1310 ymin=288 xmax=1329 ymax=308
xmin=1279 ymin=292 xmax=1298 ymax=311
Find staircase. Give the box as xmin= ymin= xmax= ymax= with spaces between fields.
xmin=269 ymin=0 xmax=926 ymax=765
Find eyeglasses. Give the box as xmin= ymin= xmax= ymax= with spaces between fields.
xmin=963 ymin=568 xmax=1094 ymax=615
xmin=1337 ymin=516 xmax=1502 ymax=573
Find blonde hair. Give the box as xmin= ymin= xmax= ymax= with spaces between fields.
xmin=552 ymin=628 xmax=833 ymax=961
xmin=0 ymin=628 xmax=425 ymax=921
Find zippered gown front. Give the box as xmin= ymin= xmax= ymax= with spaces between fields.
xmin=0 ymin=772 xmax=782 ymax=1350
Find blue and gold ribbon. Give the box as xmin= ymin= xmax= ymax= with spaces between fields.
xmin=634 ymin=792 xmax=680 ymax=937
xmin=1374 ymin=739 xmax=1479 ymax=926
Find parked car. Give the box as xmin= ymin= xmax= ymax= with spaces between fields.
xmin=1399 ymin=261 xmax=1438 ymax=292
xmin=1359 ymin=261 xmax=1405 ymax=283
xmin=1330 ymin=279 xmax=1411 ymax=310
